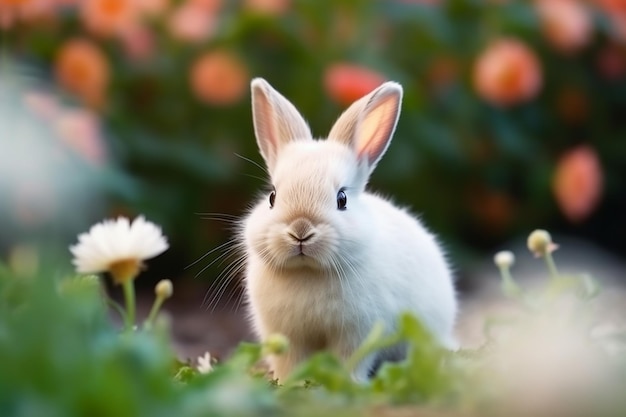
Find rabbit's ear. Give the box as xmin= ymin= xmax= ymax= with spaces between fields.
xmin=251 ymin=78 xmax=312 ymax=172
xmin=328 ymin=82 xmax=402 ymax=173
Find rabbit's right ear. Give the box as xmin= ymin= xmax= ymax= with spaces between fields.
xmin=251 ymin=78 xmax=312 ymax=172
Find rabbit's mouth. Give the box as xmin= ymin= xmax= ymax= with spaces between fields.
xmin=282 ymin=241 xmax=329 ymax=270
xmin=291 ymin=242 xmax=314 ymax=260
xmin=284 ymin=251 xmax=321 ymax=270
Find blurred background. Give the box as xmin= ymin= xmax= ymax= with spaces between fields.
xmin=1 ymin=0 xmax=625 ymax=357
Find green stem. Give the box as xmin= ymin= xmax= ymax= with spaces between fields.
xmin=122 ymin=279 xmax=136 ymax=332
xmin=498 ymin=266 xmax=522 ymax=300
xmin=544 ymin=252 xmax=560 ymax=280
xmin=106 ymin=298 xmax=127 ymax=322
xmin=501 ymin=267 xmax=515 ymax=287
xmin=145 ymin=297 xmax=164 ymax=330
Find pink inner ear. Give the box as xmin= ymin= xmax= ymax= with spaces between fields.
xmin=253 ymin=89 xmax=279 ymax=160
xmin=251 ymin=79 xmax=314 ymax=172
xmin=356 ymin=96 xmax=399 ymax=166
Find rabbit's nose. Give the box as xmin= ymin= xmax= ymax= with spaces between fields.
xmin=287 ymin=219 xmax=315 ymax=242
xmin=288 ymin=231 xmax=315 ymax=243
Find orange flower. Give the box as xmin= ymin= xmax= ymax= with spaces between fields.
xmin=55 ymin=38 xmax=110 ymax=108
xmin=535 ymin=0 xmax=592 ymax=54
xmin=190 ymin=50 xmax=248 ymax=106
xmin=168 ymin=1 xmax=217 ymax=43
xmin=0 ymin=0 xmax=27 ymax=19
xmin=0 ymin=0 xmax=56 ymax=28
xmin=552 ymin=146 xmax=603 ymax=223
xmin=244 ymin=0 xmax=290 ymax=15
xmin=80 ymin=0 xmax=138 ymax=37
xmin=324 ymin=63 xmax=386 ymax=106
xmin=473 ymin=38 xmax=542 ymax=107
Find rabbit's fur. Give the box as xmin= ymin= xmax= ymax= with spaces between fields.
xmin=241 ymin=78 xmax=457 ymax=382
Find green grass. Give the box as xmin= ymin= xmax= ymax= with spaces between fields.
xmin=1 ymin=239 xmax=625 ymax=417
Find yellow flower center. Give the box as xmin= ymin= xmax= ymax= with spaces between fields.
xmin=109 ymin=258 xmax=141 ymax=285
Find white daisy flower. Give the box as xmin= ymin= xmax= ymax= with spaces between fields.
xmin=197 ymin=351 xmax=214 ymax=374
xmin=70 ymin=216 xmax=168 ymax=284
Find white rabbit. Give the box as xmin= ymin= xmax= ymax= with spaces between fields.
xmin=241 ymin=78 xmax=458 ymax=382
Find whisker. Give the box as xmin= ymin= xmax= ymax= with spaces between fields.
xmin=199 ymin=249 xmax=242 ymax=307
xmin=204 ymin=275 xmax=235 ymax=311
xmin=234 ymin=152 xmax=268 ymax=175
xmin=205 ymin=256 xmax=246 ymax=311
xmin=204 ymin=245 xmax=245 ymax=300
xmin=224 ymin=265 xmax=247 ymax=312
xmin=337 ymin=253 xmax=364 ymax=347
xmin=197 ymin=217 xmax=238 ymax=225
xmin=239 ymin=173 xmax=267 ymax=182
xmin=195 ymin=212 xmax=239 ymax=219
xmin=330 ymin=255 xmax=347 ymax=349
xmin=233 ymin=281 xmax=247 ymax=313
xmin=206 ymin=274 xmax=233 ymax=310
xmin=186 ymin=239 xmax=236 ymax=270
xmin=201 ymin=276 xmax=225 ymax=308
xmin=194 ymin=244 xmax=241 ymax=278
xmin=195 ymin=213 xmax=240 ymax=225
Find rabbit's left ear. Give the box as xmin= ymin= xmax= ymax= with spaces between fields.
xmin=328 ymin=82 xmax=403 ymax=174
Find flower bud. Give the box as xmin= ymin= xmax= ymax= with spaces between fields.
xmin=494 ymin=251 xmax=515 ymax=269
xmin=527 ymin=229 xmax=558 ymax=257
xmin=263 ymin=333 xmax=289 ymax=355
xmin=155 ymin=279 xmax=173 ymax=300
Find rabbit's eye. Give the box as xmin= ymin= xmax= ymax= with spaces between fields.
xmin=337 ymin=189 xmax=347 ymax=211
xmin=269 ymin=190 xmax=276 ymax=208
